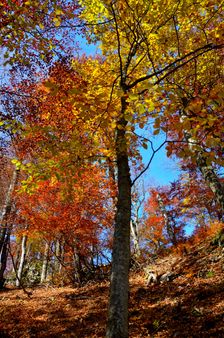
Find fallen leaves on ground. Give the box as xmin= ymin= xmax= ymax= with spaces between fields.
xmin=0 ymin=240 xmax=223 ymax=337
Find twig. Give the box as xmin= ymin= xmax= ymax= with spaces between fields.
xmin=131 ymin=140 xmax=167 ymax=186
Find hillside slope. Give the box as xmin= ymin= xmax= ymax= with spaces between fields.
xmin=130 ymin=238 xmax=224 ymax=337
xmin=0 ymin=238 xmax=223 ymax=337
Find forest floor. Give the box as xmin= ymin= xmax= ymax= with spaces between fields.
xmin=0 ymin=239 xmax=224 ymax=337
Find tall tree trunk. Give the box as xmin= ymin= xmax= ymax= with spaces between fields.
xmin=106 ymin=96 xmax=132 ymax=338
xmin=54 ymin=238 xmax=64 ymax=273
xmin=40 ymin=241 xmax=50 ymax=283
xmin=131 ymin=182 xmax=146 ymax=259
xmin=59 ymin=241 xmax=64 ymax=274
xmin=0 ymin=227 xmax=7 ymax=258
xmin=0 ymin=169 xmax=18 ymax=253
xmin=73 ymin=249 xmax=82 ymax=285
xmin=0 ymin=231 xmax=10 ymax=289
xmin=14 ymin=239 xmax=21 ymax=270
xmin=16 ymin=234 xmax=28 ymax=287
xmin=0 ymin=168 xmax=18 ymax=289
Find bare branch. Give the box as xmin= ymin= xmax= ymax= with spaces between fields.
xmin=131 ymin=140 xmax=167 ymax=186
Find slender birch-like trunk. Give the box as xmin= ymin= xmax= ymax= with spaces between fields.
xmin=55 ymin=238 xmax=64 ymax=273
xmin=0 ymin=169 xmax=18 ymax=253
xmin=16 ymin=234 xmax=28 ymax=287
xmin=40 ymin=241 xmax=50 ymax=283
xmin=0 ymin=169 xmax=19 ymax=288
xmin=130 ymin=220 xmax=141 ymax=258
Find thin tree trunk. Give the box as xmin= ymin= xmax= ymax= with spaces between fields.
xmin=73 ymin=246 xmax=82 ymax=285
xmin=106 ymin=96 xmax=132 ymax=338
xmin=40 ymin=241 xmax=50 ymax=283
xmin=55 ymin=238 xmax=63 ymax=273
xmin=157 ymin=193 xmax=177 ymax=246
xmin=16 ymin=234 xmax=28 ymax=287
xmin=0 ymin=227 xmax=7 ymax=258
xmin=0 ymin=231 xmax=10 ymax=289
xmin=14 ymin=239 xmax=21 ymax=270
xmin=0 ymin=168 xmax=17 ymax=288
xmin=131 ymin=183 xmax=146 ymax=259
xmin=0 ymin=169 xmax=18 ymax=253
xmin=130 ymin=220 xmax=141 ymax=258
xmin=59 ymin=242 xmax=64 ymax=273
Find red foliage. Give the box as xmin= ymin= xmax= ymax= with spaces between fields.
xmin=15 ymin=165 xmax=114 ymax=256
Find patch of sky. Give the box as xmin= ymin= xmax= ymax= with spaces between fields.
xmin=141 ymin=140 xmax=180 ymax=187
xmin=77 ymin=36 xmax=99 ymax=56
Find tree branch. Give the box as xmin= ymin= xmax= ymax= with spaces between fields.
xmin=131 ymin=140 xmax=167 ymax=186
xmin=127 ymin=43 xmax=224 ymax=89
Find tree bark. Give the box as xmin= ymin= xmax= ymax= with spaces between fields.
xmin=130 ymin=219 xmax=141 ymax=258
xmin=16 ymin=234 xmax=28 ymax=287
xmin=55 ymin=239 xmax=61 ymax=272
xmin=0 ymin=231 xmax=10 ymax=289
xmin=0 ymin=169 xmax=18 ymax=253
xmin=106 ymin=96 xmax=132 ymax=338
xmin=0 ymin=169 xmax=18 ymax=289
xmin=40 ymin=241 xmax=50 ymax=283
xmin=73 ymin=249 xmax=82 ymax=285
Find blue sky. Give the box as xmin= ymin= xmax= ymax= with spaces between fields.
xmin=141 ymin=143 xmax=180 ymax=187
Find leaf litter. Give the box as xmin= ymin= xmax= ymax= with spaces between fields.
xmin=0 ymin=239 xmax=223 ymax=337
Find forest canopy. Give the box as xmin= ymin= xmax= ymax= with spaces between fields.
xmin=0 ymin=1 xmax=223 ymax=337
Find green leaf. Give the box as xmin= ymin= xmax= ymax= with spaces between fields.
xmin=68 ymin=88 xmax=80 ymax=95
xmin=55 ymin=172 xmax=61 ymax=181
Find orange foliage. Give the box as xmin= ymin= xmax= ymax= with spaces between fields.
xmin=192 ymin=221 xmax=224 ymax=244
xmin=15 ymin=164 xmax=114 ymax=255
